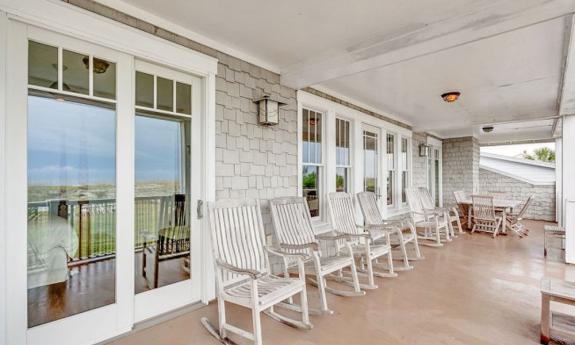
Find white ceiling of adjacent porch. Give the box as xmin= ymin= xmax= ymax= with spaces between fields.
xmin=105 ymin=0 xmax=573 ymax=142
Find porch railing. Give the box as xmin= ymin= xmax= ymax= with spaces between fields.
xmin=27 ymin=195 xmax=171 ymax=263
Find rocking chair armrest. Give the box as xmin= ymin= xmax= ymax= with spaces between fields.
xmin=316 ymin=231 xmax=351 ymax=242
xmin=215 ymin=259 xmax=267 ymax=280
xmin=265 ymin=247 xmax=310 ymax=261
xmin=279 ymin=242 xmax=320 ymax=252
xmin=345 ymin=232 xmax=372 ymax=239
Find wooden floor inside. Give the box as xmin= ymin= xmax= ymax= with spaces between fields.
xmin=28 ymin=253 xmax=189 ymax=327
xmin=108 ymin=220 xmax=575 ymax=345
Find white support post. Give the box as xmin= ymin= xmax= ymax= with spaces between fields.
xmin=563 ymin=115 xmax=575 ymax=263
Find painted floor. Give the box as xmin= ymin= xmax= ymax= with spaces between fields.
xmin=109 ymin=220 xmax=573 ymax=345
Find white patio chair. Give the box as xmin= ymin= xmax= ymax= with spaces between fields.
xmin=327 ymin=192 xmax=396 ymax=289
xmin=405 ymin=187 xmax=450 ymax=247
xmin=356 ymin=191 xmax=423 ymax=267
xmin=471 ymin=195 xmax=502 ymax=238
xmin=506 ymin=195 xmax=534 ymax=238
xmin=201 ymin=200 xmax=312 ymax=345
xmin=269 ymin=196 xmax=364 ymax=315
xmin=419 ymin=187 xmax=462 ymax=237
xmin=453 ymin=190 xmax=470 ymax=230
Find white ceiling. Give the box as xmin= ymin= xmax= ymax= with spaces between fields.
xmin=319 ymin=17 xmax=567 ymax=138
xmin=102 ymin=0 xmax=574 ymax=142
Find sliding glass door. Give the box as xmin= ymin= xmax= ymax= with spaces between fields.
xmin=5 ymin=22 xmax=209 ymax=345
xmin=132 ymin=61 xmax=202 ymax=322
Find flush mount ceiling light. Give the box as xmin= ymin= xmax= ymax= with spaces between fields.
xmin=441 ymin=91 xmax=461 ymax=103
xmin=482 ymin=126 xmax=494 ymax=133
xmin=82 ymin=56 xmax=110 ymax=74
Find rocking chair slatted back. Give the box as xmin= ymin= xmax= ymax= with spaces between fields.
xmin=327 ymin=193 xmax=361 ymax=248
xmin=515 ymin=195 xmax=534 ymax=219
xmin=356 ymin=192 xmax=383 ymax=227
xmin=208 ymin=200 xmax=269 ymax=287
xmin=405 ymin=188 xmax=426 ymax=223
xmin=453 ymin=190 xmax=467 ymax=204
xmin=419 ymin=187 xmax=436 ymax=211
xmin=471 ymin=195 xmax=496 ymax=221
xmin=269 ymin=197 xmax=317 ymax=255
xmin=157 ymin=195 xmax=190 ymax=256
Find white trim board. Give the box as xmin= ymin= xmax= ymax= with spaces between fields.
xmin=0 ymin=10 xmax=7 ymax=345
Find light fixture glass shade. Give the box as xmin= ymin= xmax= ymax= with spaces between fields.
xmin=256 ymin=96 xmax=284 ymax=126
xmin=419 ymin=144 xmax=429 ymax=157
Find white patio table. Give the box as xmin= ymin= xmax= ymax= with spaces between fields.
xmin=459 ymin=197 xmax=521 ymax=234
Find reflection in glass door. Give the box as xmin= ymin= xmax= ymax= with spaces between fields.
xmin=133 ymin=62 xmax=200 ymax=322
xmin=27 ymin=40 xmax=118 ymax=328
xmin=363 ymin=128 xmax=379 ymax=196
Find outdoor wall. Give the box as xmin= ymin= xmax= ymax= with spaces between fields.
xmin=412 ymin=132 xmax=428 ymax=189
xmin=442 ymin=136 xmax=480 ymax=207
xmin=479 ymin=168 xmax=556 ymax=221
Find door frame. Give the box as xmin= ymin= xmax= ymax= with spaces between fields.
xmin=426 ymin=136 xmax=443 ymax=207
xmin=132 ymin=60 xmax=204 ymax=323
xmin=0 ymin=1 xmax=217 ymax=343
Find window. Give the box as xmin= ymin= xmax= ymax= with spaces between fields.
xmin=302 ymin=108 xmax=323 ymax=217
xmin=363 ymin=130 xmax=378 ymax=194
xmin=386 ymin=133 xmax=396 ymax=206
xmin=401 ymin=137 xmax=409 ymax=204
xmin=336 ymin=118 xmax=351 ymax=192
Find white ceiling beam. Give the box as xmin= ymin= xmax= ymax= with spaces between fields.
xmin=559 ymin=14 xmax=575 ymax=116
xmin=281 ymin=0 xmax=575 ymax=89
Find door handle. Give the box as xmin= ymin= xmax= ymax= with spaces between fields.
xmin=197 ymin=200 xmax=204 ymax=219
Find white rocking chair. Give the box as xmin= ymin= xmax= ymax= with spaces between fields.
xmin=506 ymin=195 xmax=534 ymax=238
xmin=202 ymin=200 xmax=312 ymax=345
xmin=471 ymin=195 xmax=503 ymax=238
xmin=419 ymin=187 xmax=462 ymax=238
xmin=405 ymin=187 xmax=450 ymax=247
xmin=269 ymin=196 xmax=364 ymax=315
xmin=356 ymin=191 xmax=423 ymax=266
xmin=327 ymin=192 xmax=397 ymax=289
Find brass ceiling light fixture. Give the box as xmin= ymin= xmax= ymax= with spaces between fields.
xmin=441 ymin=91 xmax=461 ymax=103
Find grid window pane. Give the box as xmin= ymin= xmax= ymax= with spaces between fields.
xmin=63 ymin=50 xmax=89 ymax=95
xmin=303 ymin=109 xmax=322 ymax=164
xmin=157 ymin=77 xmax=174 ymax=112
xmin=387 ymin=133 xmax=396 ymax=206
xmin=303 ymin=165 xmax=320 ymax=217
xmin=93 ymin=58 xmax=116 ymax=100
xmin=401 ymin=137 xmax=409 ymax=203
xmin=336 ymin=167 xmax=349 ymax=192
xmin=28 ymin=41 xmax=58 ymax=89
xmin=136 ymin=72 xmax=154 ymax=108
xmin=176 ymin=82 xmax=192 ymax=115
xmin=336 ymin=118 xmax=350 ymax=166
xmin=363 ymin=131 xmax=378 ymax=194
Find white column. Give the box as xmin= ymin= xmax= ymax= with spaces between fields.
xmin=556 ymin=137 xmax=563 ymax=226
xmin=325 ymin=110 xmax=337 ymax=198
xmin=563 ymin=115 xmax=575 ymax=263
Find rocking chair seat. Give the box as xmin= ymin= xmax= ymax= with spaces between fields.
xmin=224 ymin=274 xmax=306 ymax=308
xmin=304 ymin=254 xmax=354 ymax=274
xmin=352 ymin=243 xmax=392 ymax=259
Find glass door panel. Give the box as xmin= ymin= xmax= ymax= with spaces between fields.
xmin=132 ymin=60 xmax=201 ymax=323
xmin=134 ymin=114 xmax=191 ymax=293
xmin=363 ymin=128 xmax=379 ymax=196
xmin=27 ymin=93 xmax=117 ymax=327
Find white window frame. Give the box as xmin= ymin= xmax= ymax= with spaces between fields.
xmin=300 ymin=106 xmax=326 ymax=221
xmin=400 ymin=136 xmax=411 ymax=206
xmin=426 ymin=136 xmax=443 ymax=207
xmin=0 ymin=2 xmax=218 ymax=344
xmin=297 ymin=91 xmax=412 ymax=224
xmin=335 ymin=116 xmax=353 ymax=193
xmin=385 ymin=132 xmax=397 ymax=208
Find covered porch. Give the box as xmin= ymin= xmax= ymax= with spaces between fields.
xmin=1 ymin=0 xmax=575 ymax=345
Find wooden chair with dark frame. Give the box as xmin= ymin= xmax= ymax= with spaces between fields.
xmin=142 ymin=194 xmax=190 ymax=289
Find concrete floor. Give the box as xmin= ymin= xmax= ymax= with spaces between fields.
xmin=109 ymin=220 xmax=573 ymax=345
